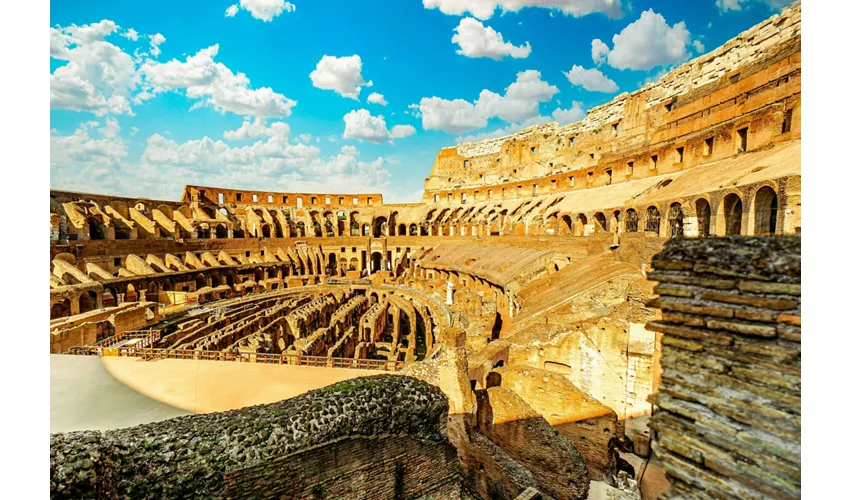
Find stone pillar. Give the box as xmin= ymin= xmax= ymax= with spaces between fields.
xmin=117 ymin=293 xmax=125 ymax=305
xmin=446 ymin=281 xmax=454 ymax=306
xmin=139 ymin=290 xmax=147 ymax=302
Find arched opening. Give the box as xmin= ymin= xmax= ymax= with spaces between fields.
xmin=79 ymin=291 xmax=98 ymax=314
xmin=695 ymin=199 xmax=711 ymax=237
xmin=362 ymin=223 xmax=371 ymax=237
xmin=560 ymin=215 xmax=572 ymax=235
xmin=398 ymin=224 xmax=407 ymax=236
xmin=371 ymin=252 xmax=383 ymax=272
xmin=51 ymin=300 xmax=71 ymax=319
xmin=261 ymin=224 xmax=271 ymax=238
xmin=668 ymin=202 xmax=684 ymax=238
xmin=645 ymin=206 xmax=661 ymax=235
xmin=594 ymin=212 xmax=607 ymax=232
xmin=327 ymin=253 xmax=337 ymax=275
xmin=576 ymin=214 xmax=588 ymax=236
xmin=723 ymin=194 xmax=743 ymax=236
xmin=296 ymin=221 xmax=306 ymax=237
xmin=754 ymin=186 xmax=778 ymax=235
xmin=321 ymin=212 xmax=334 ymax=237
xmin=88 ymin=218 xmax=106 ymax=240
xmin=197 ymin=224 xmax=211 ymax=239
xmin=625 ymin=209 xmax=639 ymax=232
xmin=349 ymin=258 xmax=359 ymax=272
xmin=215 ymin=224 xmax=228 ymax=239
xmin=339 ymin=257 xmax=348 ymax=275
xmin=374 ymin=217 xmax=388 ymax=237
xmin=410 ymin=224 xmax=418 ymax=236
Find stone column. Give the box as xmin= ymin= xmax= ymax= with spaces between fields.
xmin=446 ymin=281 xmax=454 ymax=306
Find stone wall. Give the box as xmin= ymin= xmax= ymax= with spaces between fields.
xmin=647 ymin=236 xmax=800 ymax=499
xmin=50 ymin=375 xmax=455 ymax=499
xmin=223 ymin=435 xmax=463 ymax=499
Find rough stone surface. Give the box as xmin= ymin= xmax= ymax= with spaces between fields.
xmin=50 ymin=375 xmax=449 ymax=499
xmin=648 ymin=236 xmax=800 ymax=500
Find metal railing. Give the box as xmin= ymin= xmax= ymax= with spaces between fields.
xmin=64 ymin=346 xmax=403 ymax=371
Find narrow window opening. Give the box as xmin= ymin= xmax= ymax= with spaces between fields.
xmin=651 ymin=155 xmax=658 ymax=170
xmin=676 ymin=147 xmax=684 ymax=163
xmin=605 ymin=168 xmax=613 ymax=185
xmin=627 ymin=161 xmax=634 ymax=175
xmin=782 ymin=109 xmax=793 ymax=134
xmin=737 ymin=127 xmax=749 ymax=152
xmin=704 ymin=137 xmax=714 ymax=156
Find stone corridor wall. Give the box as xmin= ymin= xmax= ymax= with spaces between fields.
xmin=647 ymin=236 xmax=800 ymax=499
xmin=223 ymin=435 xmax=463 ymax=499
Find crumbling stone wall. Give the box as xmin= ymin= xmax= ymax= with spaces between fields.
xmin=647 ymin=236 xmax=800 ymax=499
xmin=50 ymin=375 xmax=457 ymax=499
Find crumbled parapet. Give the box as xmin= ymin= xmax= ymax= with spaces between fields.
xmin=50 ymin=375 xmax=449 ymax=499
xmin=475 ymin=387 xmax=591 ymax=500
xmin=647 ymin=236 xmax=800 ymax=499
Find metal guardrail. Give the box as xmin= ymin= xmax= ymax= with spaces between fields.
xmin=64 ymin=346 xmax=403 ymax=371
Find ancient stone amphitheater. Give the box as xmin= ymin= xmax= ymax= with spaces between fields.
xmin=50 ymin=5 xmax=801 ymax=499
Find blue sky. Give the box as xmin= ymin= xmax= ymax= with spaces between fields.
xmin=50 ymin=0 xmax=792 ymax=202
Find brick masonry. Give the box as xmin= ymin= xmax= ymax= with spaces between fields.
xmin=647 ymin=236 xmax=800 ymax=499
xmin=223 ymin=434 xmax=464 ymax=499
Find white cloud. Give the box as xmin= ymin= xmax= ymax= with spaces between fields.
xmin=342 ymin=109 xmax=416 ymax=143
xmin=223 ymin=117 xmax=292 ymax=140
xmin=423 ymin=0 xmax=623 ymax=21
xmin=50 ymin=20 xmax=138 ymax=116
xmin=452 ymin=17 xmax=530 ymax=60
xmin=564 ymin=65 xmax=618 ymax=93
xmin=225 ymin=1 xmax=297 ymax=21
xmin=390 ymin=124 xmax=416 ymax=139
xmin=591 ymin=38 xmax=609 ymax=65
xmin=552 ymin=101 xmax=585 ymax=124
xmin=367 ymin=92 xmax=388 ymax=105
xmin=418 ymin=70 xmax=558 ymax=134
xmin=694 ymin=40 xmax=705 ymax=53
xmin=419 ymin=97 xmax=487 ymax=134
xmin=122 ymin=28 xmax=139 ymax=41
xmin=716 ymin=0 xmax=793 ymax=13
xmin=98 ymin=117 xmax=121 ymax=138
xmin=309 ymin=55 xmax=372 ymax=100
xmin=149 ymin=33 xmax=165 ymax=57
xmin=130 ymin=126 xmax=140 ymax=136
xmin=51 ymin=122 xmax=129 ymax=189
xmin=605 ymin=9 xmax=692 ymax=71
xmin=341 ymin=145 xmax=358 ymax=156
xmin=139 ymin=44 xmax=297 ymax=117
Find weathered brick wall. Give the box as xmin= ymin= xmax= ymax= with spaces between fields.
xmin=647 ymin=236 xmax=800 ymax=499
xmin=223 ymin=434 xmax=464 ymax=499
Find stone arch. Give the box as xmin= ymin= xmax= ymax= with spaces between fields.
xmin=349 ymin=257 xmax=359 ymax=271
xmin=754 ymin=186 xmax=778 ymax=235
xmin=410 ymin=223 xmax=418 ymax=236
xmin=593 ymin=212 xmax=607 ymax=232
xmin=722 ymin=193 xmax=744 ymax=236
xmin=645 ymin=206 xmax=661 ymax=235
xmin=398 ymin=224 xmax=407 ymax=236
xmin=296 ymin=221 xmax=306 ymax=237
xmin=625 ymin=209 xmax=639 ymax=232
xmin=362 ymin=223 xmax=371 ymax=237
xmin=78 ymin=290 xmax=99 ymax=314
xmin=576 ymin=214 xmax=588 ymax=236
xmin=371 ymin=251 xmax=383 ymax=272
xmin=261 ymin=224 xmax=272 ymax=238
xmin=560 ymin=214 xmax=572 ymax=235
xmin=51 ymin=299 xmax=71 ymax=319
xmin=695 ymin=198 xmax=711 ymax=237
xmin=668 ymin=202 xmax=685 ymax=238
xmin=374 ymin=216 xmax=388 ymax=237
xmin=215 ymin=224 xmax=228 ymax=239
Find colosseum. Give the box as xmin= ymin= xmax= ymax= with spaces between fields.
xmin=50 ymin=4 xmax=801 ymax=499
